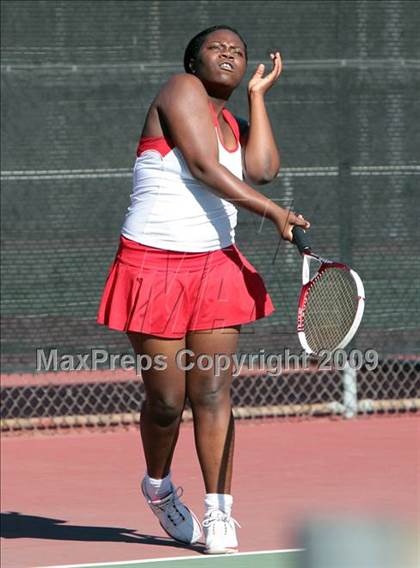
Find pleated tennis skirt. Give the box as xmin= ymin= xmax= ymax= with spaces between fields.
xmin=97 ymin=235 xmax=275 ymax=338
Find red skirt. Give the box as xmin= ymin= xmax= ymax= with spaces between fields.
xmin=97 ymin=235 xmax=275 ymax=338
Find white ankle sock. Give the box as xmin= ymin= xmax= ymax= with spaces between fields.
xmin=144 ymin=472 xmax=172 ymax=501
xmin=205 ymin=493 xmax=233 ymax=516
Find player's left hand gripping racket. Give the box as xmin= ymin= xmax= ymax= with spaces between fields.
xmin=292 ymin=226 xmax=365 ymax=355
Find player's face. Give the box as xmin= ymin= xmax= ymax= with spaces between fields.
xmin=192 ymin=30 xmax=247 ymax=93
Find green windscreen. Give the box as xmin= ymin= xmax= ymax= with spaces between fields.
xmin=2 ymin=0 xmax=420 ymax=372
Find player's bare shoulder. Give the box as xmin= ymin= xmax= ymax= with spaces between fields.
xmin=157 ymin=73 xmax=208 ymax=111
xmin=142 ymin=75 xmax=206 ymax=137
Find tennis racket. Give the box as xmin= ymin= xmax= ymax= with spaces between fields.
xmin=292 ymin=226 xmax=365 ymax=355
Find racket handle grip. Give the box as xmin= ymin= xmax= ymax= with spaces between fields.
xmin=292 ymin=226 xmax=311 ymax=254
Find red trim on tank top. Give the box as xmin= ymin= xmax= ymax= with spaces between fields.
xmin=136 ymin=136 xmax=174 ymax=158
xmin=137 ymin=104 xmax=240 ymax=157
xmin=208 ymin=102 xmax=240 ymax=153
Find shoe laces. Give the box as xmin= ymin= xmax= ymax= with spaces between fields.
xmin=202 ymin=509 xmax=241 ymax=534
xmin=153 ymin=486 xmax=187 ymax=526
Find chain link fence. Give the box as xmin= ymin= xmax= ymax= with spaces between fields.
xmin=2 ymin=357 xmax=419 ymax=433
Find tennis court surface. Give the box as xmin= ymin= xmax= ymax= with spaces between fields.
xmin=2 ymin=416 xmax=418 ymax=568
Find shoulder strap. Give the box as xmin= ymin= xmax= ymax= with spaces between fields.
xmin=221 ymin=108 xmax=240 ymax=142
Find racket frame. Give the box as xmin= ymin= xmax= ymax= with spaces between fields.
xmin=297 ymin=251 xmax=366 ymax=355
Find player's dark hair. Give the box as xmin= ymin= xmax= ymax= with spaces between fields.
xmin=183 ymin=25 xmax=248 ymax=74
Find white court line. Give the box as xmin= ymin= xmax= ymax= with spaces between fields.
xmin=39 ymin=548 xmax=303 ymax=568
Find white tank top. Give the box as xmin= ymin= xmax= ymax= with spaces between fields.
xmin=120 ymin=104 xmax=243 ymax=252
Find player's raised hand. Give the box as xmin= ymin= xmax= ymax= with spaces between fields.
xmin=248 ymin=51 xmax=282 ymax=96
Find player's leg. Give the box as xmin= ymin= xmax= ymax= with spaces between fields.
xmin=185 ymin=326 xmax=239 ymax=493
xmin=186 ymin=326 xmax=240 ymax=553
xmin=127 ymin=332 xmax=202 ymax=544
xmin=127 ymin=332 xmax=186 ymax=480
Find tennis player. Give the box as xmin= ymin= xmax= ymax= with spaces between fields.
xmin=97 ymin=25 xmax=310 ymax=554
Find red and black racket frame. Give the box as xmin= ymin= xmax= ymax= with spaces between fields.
xmin=292 ymin=227 xmax=366 ymax=355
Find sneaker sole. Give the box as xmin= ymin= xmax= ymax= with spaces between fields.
xmin=159 ymin=518 xmax=202 ymax=545
xmin=204 ymin=546 xmax=238 ymax=554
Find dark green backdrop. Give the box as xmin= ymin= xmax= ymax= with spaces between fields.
xmin=2 ymin=1 xmax=420 ymax=372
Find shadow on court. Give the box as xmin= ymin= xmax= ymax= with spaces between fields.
xmin=0 ymin=512 xmax=205 ymax=553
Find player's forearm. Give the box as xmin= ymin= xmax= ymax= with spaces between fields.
xmin=244 ymin=92 xmax=280 ymax=184
xmin=190 ymin=159 xmax=285 ymax=225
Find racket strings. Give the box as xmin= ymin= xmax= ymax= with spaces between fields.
xmin=303 ymin=267 xmax=359 ymax=353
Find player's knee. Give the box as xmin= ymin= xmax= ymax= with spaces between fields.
xmin=146 ymin=396 xmax=184 ymax=427
xmin=191 ymin=381 xmax=230 ymax=413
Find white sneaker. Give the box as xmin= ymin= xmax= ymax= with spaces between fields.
xmin=141 ymin=478 xmax=202 ymax=544
xmin=203 ymin=509 xmax=240 ymax=554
